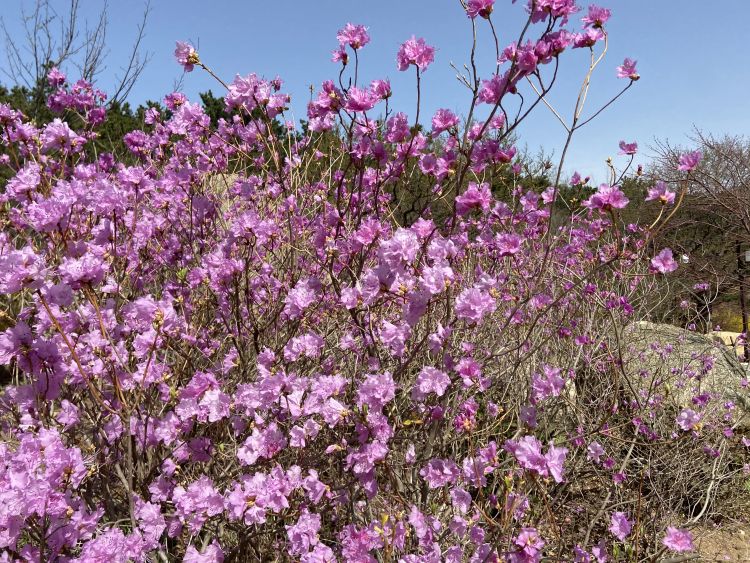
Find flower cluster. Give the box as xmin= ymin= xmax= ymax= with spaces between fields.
xmin=0 ymin=2 xmax=745 ymax=562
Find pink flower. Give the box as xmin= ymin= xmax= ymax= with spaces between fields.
xmin=184 ymin=540 xmax=224 ymax=562
xmin=532 ymin=365 xmax=565 ymax=402
xmin=545 ymin=443 xmax=568 ymax=483
xmin=609 ymin=512 xmax=632 ymax=541
xmin=676 ymin=408 xmax=701 ymax=431
xmin=455 ymin=182 xmax=492 ymax=215
xmin=455 ymin=287 xmax=497 ymax=324
xmin=585 ymin=184 xmax=629 ymax=211
xmin=478 ymin=72 xmax=516 ymax=104
xmin=573 ymin=28 xmax=605 ymax=48
xmin=527 ymin=0 xmax=579 ymax=23
xmin=570 ymin=171 xmax=587 ymax=186
xmin=370 ymin=79 xmax=391 ymax=99
xmin=413 ymin=367 xmax=451 ymax=400
xmin=331 ymin=46 xmax=349 ymax=65
xmin=397 ymin=36 xmax=436 ymax=71
xmin=466 ymin=0 xmax=495 ymax=19
xmin=618 ymin=140 xmax=638 ymax=155
xmin=662 ymin=527 xmax=694 ymax=552
xmin=420 ymin=459 xmax=460 ymax=488
xmin=514 ymin=527 xmax=544 ymax=558
xmin=504 ymin=435 xmax=568 ymax=481
xmin=286 ymin=509 xmax=321 ymax=556
xmin=337 ymin=23 xmax=370 ymax=50
xmin=47 ymin=66 xmax=66 ymax=87
xmin=678 ymin=150 xmax=702 ymax=172
xmin=379 ymin=321 xmax=411 ymax=357
xmin=582 ymin=5 xmax=611 ymax=28
xmin=175 ymin=41 xmax=199 ymax=72
xmin=650 ymin=248 xmax=678 ymax=274
xmin=344 ymin=86 xmax=377 ymax=112
xmin=357 ymin=371 xmax=396 ymax=412
xmin=646 ymin=181 xmax=675 ymax=205
xmin=616 ymin=58 xmax=639 ymax=80
xmin=496 ymin=233 xmax=523 ymax=257
xmin=431 ymin=108 xmax=460 ymax=134
xmin=587 ymin=442 xmax=605 ymax=463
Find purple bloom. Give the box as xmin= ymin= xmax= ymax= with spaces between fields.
xmin=651 ymin=248 xmax=678 ymax=274
xmin=420 ymin=459 xmax=460 ymax=488
xmin=609 ymin=512 xmax=632 ymax=541
xmin=379 ymin=321 xmax=411 ymax=357
xmin=505 ymin=436 xmax=546 ymax=474
xmin=175 ymin=41 xmax=199 ymax=72
xmin=478 ymin=72 xmax=516 ymax=104
xmin=432 ymin=108 xmax=460 ymax=134
xmin=379 ymin=227 xmax=419 ymax=266
xmin=451 ymin=487 xmax=472 ymax=513
xmin=505 ymin=436 xmax=568 ymax=482
xmin=662 ymin=527 xmax=694 ymax=552
xmin=582 ymin=5 xmax=611 ymax=28
xmin=587 ymin=442 xmax=605 ymax=463
xmin=585 ymin=184 xmax=629 ymax=211
xmin=496 ymin=233 xmax=523 ymax=257
xmin=47 ymin=66 xmax=66 ymax=87
xmin=466 ymin=0 xmax=495 ymax=19
xmin=184 ymin=541 xmax=224 ymax=562
xmin=370 ymin=79 xmax=391 ymax=99
xmin=331 ymin=46 xmax=349 ymax=65
xmin=456 ymin=182 xmax=492 ymax=215
xmin=286 ymin=510 xmax=321 ymax=556
xmin=544 ymin=443 xmax=568 ymax=483
xmin=573 ymin=28 xmax=605 ymax=48
xmin=397 ymin=36 xmax=436 ymax=71
xmin=616 ymin=58 xmax=639 ymax=80
xmin=676 ymin=408 xmax=701 ymax=431
xmin=531 ymin=365 xmax=565 ymax=402
xmin=337 ymin=23 xmax=370 ymax=50
xmin=59 ymin=253 xmax=108 ymax=288
xmin=283 ymin=277 xmax=320 ymax=319
xmin=455 ymin=287 xmax=496 ymax=324
xmin=514 ymin=527 xmax=545 ymax=559
xmin=618 ymin=140 xmax=638 ymax=155
xmin=344 ymin=86 xmax=377 ymax=112
xmin=357 ymin=371 xmax=396 ymax=412
xmin=592 ymin=540 xmax=609 ymax=563
xmin=40 ymin=118 xmax=86 ymax=152
xmin=413 ymin=366 xmax=451 ymax=401
xmin=678 ymin=150 xmax=702 ymax=172
xmin=646 ymin=181 xmax=676 ymax=205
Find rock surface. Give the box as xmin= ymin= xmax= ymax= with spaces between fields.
xmin=625 ymin=322 xmax=750 ymax=428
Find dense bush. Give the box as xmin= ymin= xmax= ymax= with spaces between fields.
xmin=1 ymin=1 xmax=748 ymax=561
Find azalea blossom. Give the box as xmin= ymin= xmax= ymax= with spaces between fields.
xmin=678 ymin=150 xmax=702 ymax=172
xmin=676 ymin=408 xmax=701 ymax=431
xmin=466 ymin=0 xmax=495 ymax=19
xmin=617 ymin=57 xmax=639 ymax=80
xmin=337 ymin=23 xmax=370 ymax=50
xmin=582 ymin=5 xmax=611 ymax=28
xmin=174 ymin=41 xmax=199 ymax=72
xmin=396 ymin=36 xmax=435 ymax=71
xmin=650 ymin=248 xmax=678 ymax=274
xmin=585 ymin=184 xmax=629 ymax=211
xmin=618 ymin=140 xmax=638 ymax=155
xmin=662 ymin=527 xmax=694 ymax=552
xmin=609 ymin=512 xmax=632 ymax=541
xmin=646 ymin=181 xmax=676 ymax=205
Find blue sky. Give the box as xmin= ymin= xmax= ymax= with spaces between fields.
xmin=3 ymin=1 xmax=749 ymax=181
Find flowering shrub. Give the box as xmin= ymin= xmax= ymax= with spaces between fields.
xmin=1 ymin=1 xmax=748 ymax=561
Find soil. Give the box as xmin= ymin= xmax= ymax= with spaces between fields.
xmin=694 ymin=524 xmax=750 ymax=561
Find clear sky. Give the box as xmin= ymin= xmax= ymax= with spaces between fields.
xmin=3 ymin=1 xmax=749 ymax=182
